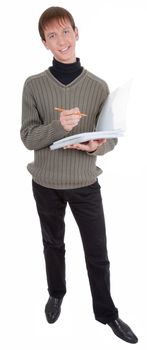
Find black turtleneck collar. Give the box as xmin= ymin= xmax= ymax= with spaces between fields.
xmin=49 ymin=58 xmax=83 ymax=85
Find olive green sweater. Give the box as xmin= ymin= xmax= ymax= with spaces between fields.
xmin=21 ymin=68 xmax=117 ymax=189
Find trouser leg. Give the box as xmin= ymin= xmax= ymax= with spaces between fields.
xmin=32 ymin=180 xmax=67 ymax=299
xmin=68 ymin=181 xmax=118 ymax=324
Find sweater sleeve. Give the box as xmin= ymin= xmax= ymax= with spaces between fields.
xmin=20 ymin=83 xmax=68 ymax=151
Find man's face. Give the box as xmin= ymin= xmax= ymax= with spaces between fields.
xmin=43 ymin=19 xmax=79 ymax=64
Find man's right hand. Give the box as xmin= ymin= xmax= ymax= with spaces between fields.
xmin=60 ymin=107 xmax=81 ymax=131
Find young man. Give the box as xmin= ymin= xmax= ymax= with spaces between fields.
xmin=20 ymin=7 xmax=138 ymax=344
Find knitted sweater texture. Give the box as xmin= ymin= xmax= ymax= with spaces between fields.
xmin=21 ymin=68 xmax=117 ymax=189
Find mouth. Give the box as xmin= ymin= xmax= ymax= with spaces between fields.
xmin=59 ymin=46 xmax=70 ymax=54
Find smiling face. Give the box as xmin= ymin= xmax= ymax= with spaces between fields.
xmin=42 ymin=19 xmax=79 ymax=64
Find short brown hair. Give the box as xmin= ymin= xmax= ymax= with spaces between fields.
xmin=38 ymin=6 xmax=76 ymax=41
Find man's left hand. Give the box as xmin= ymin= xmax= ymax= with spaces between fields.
xmin=63 ymin=139 xmax=106 ymax=152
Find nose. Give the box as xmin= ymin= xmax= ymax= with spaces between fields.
xmin=56 ymin=33 xmax=66 ymax=46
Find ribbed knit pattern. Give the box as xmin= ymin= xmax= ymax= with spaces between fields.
xmin=21 ymin=69 xmax=117 ymax=189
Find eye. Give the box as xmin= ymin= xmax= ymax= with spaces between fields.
xmin=63 ymin=29 xmax=69 ymax=35
xmin=48 ymin=33 xmax=56 ymax=39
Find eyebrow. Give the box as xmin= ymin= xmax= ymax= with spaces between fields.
xmin=47 ymin=32 xmax=55 ymax=37
xmin=47 ymin=26 xmax=71 ymax=37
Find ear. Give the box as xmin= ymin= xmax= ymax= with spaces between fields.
xmin=42 ymin=39 xmax=49 ymax=50
xmin=75 ymin=27 xmax=79 ymax=41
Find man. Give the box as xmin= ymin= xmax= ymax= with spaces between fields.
xmin=20 ymin=6 xmax=138 ymax=344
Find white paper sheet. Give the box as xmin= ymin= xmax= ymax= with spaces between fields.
xmin=96 ymin=80 xmax=132 ymax=131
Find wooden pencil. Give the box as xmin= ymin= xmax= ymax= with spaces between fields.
xmin=54 ymin=107 xmax=87 ymax=117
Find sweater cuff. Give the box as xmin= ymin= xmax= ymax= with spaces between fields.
xmin=49 ymin=120 xmax=69 ymax=144
xmin=87 ymin=138 xmax=118 ymax=156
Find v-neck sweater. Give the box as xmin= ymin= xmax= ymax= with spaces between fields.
xmin=21 ymin=68 xmax=117 ymax=189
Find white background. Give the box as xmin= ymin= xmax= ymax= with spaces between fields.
xmin=0 ymin=0 xmax=147 ymax=349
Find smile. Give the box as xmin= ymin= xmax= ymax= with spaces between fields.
xmin=59 ymin=46 xmax=70 ymax=53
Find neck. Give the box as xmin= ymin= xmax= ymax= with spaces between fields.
xmin=54 ymin=57 xmax=77 ymax=64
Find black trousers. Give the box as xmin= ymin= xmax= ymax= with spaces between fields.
xmin=32 ymin=180 xmax=118 ymax=324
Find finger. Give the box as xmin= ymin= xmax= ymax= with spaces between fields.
xmin=94 ymin=138 xmax=106 ymax=144
xmin=68 ymin=118 xmax=81 ymax=127
xmin=68 ymin=115 xmax=81 ymax=123
xmin=64 ymin=144 xmax=89 ymax=151
xmin=62 ymin=107 xmax=80 ymax=116
xmin=63 ymin=118 xmax=79 ymax=126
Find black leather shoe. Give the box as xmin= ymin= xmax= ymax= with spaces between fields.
xmin=45 ymin=297 xmax=63 ymax=324
xmin=108 ymin=318 xmax=138 ymax=344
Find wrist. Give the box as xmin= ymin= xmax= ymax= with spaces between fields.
xmin=89 ymin=147 xmax=98 ymax=153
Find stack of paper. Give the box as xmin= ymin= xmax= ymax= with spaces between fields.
xmin=50 ymin=130 xmax=123 ymax=150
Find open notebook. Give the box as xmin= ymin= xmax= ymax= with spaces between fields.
xmin=50 ymin=80 xmax=131 ymax=150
